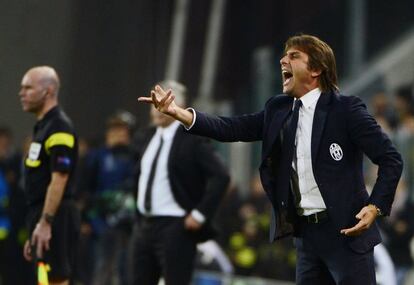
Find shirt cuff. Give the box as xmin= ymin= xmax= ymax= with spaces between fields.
xmin=182 ymin=108 xmax=196 ymax=130
xmin=191 ymin=209 xmax=206 ymax=224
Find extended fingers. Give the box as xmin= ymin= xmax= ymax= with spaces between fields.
xmin=341 ymin=220 xmax=369 ymax=236
xmin=36 ymin=239 xmax=50 ymax=259
xmin=341 ymin=226 xmax=360 ymax=236
xmin=155 ymin=85 xmax=167 ymax=96
xmin=137 ymin=86 xmax=173 ymax=110
xmin=158 ymin=90 xmax=173 ymax=106
xmin=164 ymin=94 xmax=175 ymax=108
xmin=158 ymin=88 xmax=171 ymax=102
xmin=37 ymin=241 xmax=44 ymax=259
xmin=137 ymin=96 xmax=153 ymax=103
xmin=151 ymin=91 xmax=160 ymax=107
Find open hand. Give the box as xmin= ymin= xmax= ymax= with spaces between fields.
xmin=138 ymin=85 xmax=178 ymax=117
xmin=340 ymin=205 xmax=378 ymax=236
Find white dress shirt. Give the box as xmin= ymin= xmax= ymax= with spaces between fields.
xmin=137 ymin=121 xmax=186 ymax=216
xmin=293 ymin=88 xmax=327 ymax=215
xmin=137 ymin=121 xmax=205 ymax=223
xmin=186 ymin=91 xmax=326 ymax=216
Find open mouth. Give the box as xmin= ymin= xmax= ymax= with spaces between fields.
xmin=282 ymin=70 xmax=293 ymax=86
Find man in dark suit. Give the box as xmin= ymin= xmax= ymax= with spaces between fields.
xmin=130 ymin=80 xmax=230 ymax=285
xmin=139 ymin=35 xmax=403 ymax=284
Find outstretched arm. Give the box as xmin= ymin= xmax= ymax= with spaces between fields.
xmin=138 ymin=85 xmax=194 ymax=127
xmin=140 ymin=85 xmax=264 ymax=142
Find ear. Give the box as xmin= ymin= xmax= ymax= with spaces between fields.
xmin=311 ymin=69 xmax=322 ymax=78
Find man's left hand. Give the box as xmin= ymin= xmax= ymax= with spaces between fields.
xmin=184 ymin=215 xmax=202 ymax=231
xmin=31 ymin=220 xmax=52 ymax=259
xmin=340 ymin=205 xmax=378 ymax=236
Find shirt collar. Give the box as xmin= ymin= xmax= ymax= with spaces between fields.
xmin=35 ymin=106 xmax=61 ymax=129
xmin=295 ymin=88 xmax=321 ymax=109
xmin=156 ymin=121 xmax=180 ymax=140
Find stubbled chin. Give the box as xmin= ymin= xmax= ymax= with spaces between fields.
xmin=283 ymin=84 xmax=292 ymax=94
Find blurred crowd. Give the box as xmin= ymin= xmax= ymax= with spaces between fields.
xmin=365 ymin=86 xmax=414 ymax=285
xmin=1 ymin=85 xmax=414 ymax=284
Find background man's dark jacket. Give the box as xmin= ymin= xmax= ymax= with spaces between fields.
xmin=134 ymin=126 xmax=230 ymax=241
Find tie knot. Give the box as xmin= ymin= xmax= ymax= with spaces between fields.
xmin=294 ymin=99 xmax=302 ymax=112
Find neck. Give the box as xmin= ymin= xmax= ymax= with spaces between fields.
xmin=36 ymin=101 xmax=58 ymax=120
xmin=293 ymin=83 xmax=320 ymax=99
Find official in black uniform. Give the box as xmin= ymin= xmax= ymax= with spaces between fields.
xmin=19 ymin=66 xmax=80 ymax=285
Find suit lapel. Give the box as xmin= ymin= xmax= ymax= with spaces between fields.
xmin=311 ymin=91 xmax=332 ymax=166
xmin=263 ymin=100 xmax=293 ymax=160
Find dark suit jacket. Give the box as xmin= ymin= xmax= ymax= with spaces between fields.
xmin=188 ymin=91 xmax=403 ymax=253
xmin=134 ymin=126 xmax=230 ymax=241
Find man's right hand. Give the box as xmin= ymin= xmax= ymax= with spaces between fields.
xmin=31 ymin=220 xmax=52 ymax=259
xmin=138 ymin=85 xmax=194 ymax=127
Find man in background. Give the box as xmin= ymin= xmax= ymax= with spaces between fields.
xmin=83 ymin=111 xmax=137 ymax=285
xmin=0 ymin=126 xmax=31 ymax=284
xmin=130 ymin=80 xmax=230 ymax=285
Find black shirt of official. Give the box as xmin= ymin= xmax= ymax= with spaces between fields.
xmin=24 ymin=106 xmax=78 ymax=206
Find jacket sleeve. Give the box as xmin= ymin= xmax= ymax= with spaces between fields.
xmin=193 ymin=138 xmax=230 ymax=219
xmin=187 ymin=110 xmax=264 ymax=143
xmin=346 ymin=96 xmax=403 ymax=215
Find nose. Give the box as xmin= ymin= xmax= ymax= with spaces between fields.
xmin=18 ymin=89 xmax=24 ymax=97
xmin=280 ymin=55 xmax=288 ymax=66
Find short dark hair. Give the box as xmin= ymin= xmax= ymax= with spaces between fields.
xmin=285 ymin=34 xmax=339 ymax=93
xmin=106 ymin=110 xmax=136 ymax=130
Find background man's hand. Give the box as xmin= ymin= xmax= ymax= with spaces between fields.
xmin=184 ymin=214 xmax=202 ymax=231
xmin=340 ymin=204 xmax=378 ymax=236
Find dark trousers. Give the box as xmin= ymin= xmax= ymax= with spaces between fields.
xmin=294 ymin=217 xmax=376 ymax=285
xmin=91 ymin=227 xmax=130 ymax=285
xmin=129 ymin=216 xmax=196 ymax=285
